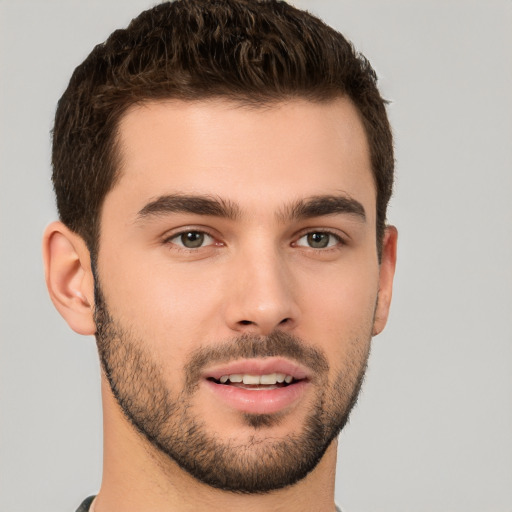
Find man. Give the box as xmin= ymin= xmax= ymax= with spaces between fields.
xmin=42 ymin=0 xmax=397 ymax=510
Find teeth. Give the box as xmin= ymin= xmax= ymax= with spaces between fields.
xmin=260 ymin=373 xmax=277 ymax=384
xmin=218 ymin=373 xmax=295 ymax=385
xmin=243 ymin=374 xmax=260 ymax=384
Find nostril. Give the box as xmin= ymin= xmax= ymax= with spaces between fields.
xmin=235 ymin=317 xmax=294 ymax=331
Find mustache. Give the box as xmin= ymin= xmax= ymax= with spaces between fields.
xmin=184 ymin=330 xmax=329 ymax=392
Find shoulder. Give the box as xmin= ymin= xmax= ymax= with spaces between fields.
xmin=75 ymin=496 xmax=95 ymax=512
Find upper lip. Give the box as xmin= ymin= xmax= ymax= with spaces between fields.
xmin=202 ymin=358 xmax=310 ymax=381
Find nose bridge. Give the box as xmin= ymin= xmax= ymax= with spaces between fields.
xmin=225 ymin=237 xmax=299 ymax=334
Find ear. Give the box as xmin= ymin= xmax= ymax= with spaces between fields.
xmin=373 ymin=226 xmax=398 ymax=336
xmin=42 ymin=221 xmax=96 ymax=335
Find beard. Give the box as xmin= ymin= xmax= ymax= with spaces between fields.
xmin=93 ymin=280 xmax=372 ymax=494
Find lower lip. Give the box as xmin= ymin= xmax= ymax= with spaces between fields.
xmin=204 ymin=379 xmax=309 ymax=415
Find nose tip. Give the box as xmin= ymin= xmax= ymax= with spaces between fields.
xmin=224 ymin=255 xmax=300 ymax=336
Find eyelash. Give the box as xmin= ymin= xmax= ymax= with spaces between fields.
xmin=163 ymin=228 xmax=346 ymax=251
xmin=293 ymin=230 xmax=346 ymax=250
xmin=163 ymin=228 xmax=219 ymax=251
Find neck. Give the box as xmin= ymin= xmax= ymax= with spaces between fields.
xmin=95 ymin=379 xmax=338 ymax=512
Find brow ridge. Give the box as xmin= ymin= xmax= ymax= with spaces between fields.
xmin=136 ymin=194 xmax=241 ymax=221
xmin=279 ymin=194 xmax=366 ymax=222
xmin=136 ymin=193 xmax=366 ymax=224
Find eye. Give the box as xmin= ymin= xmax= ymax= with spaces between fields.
xmin=295 ymin=231 xmax=341 ymax=249
xmin=168 ymin=231 xmax=215 ymax=249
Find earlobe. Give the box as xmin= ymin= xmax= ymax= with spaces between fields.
xmin=42 ymin=221 xmax=96 ymax=335
xmin=372 ymin=226 xmax=398 ymax=336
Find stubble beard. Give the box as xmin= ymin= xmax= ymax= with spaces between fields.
xmin=93 ymin=282 xmax=372 ymax=494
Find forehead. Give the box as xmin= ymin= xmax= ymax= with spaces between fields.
xmin=108 ymin=97 xmax=375 ymax=223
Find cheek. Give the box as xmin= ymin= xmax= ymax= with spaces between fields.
xmin=309 ymin=281 xmax=377 ymax=322
xmin=98 ymin=253 xmax=226 ymax=360
xmin=298 ymin=259 xmax=379 ymax=352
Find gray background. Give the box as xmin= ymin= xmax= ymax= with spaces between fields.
xmin=1 ymin=1 xmax=511 ymax=511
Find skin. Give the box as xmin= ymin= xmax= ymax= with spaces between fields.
xmin=43 ymin=97 xmax=397 ymax=512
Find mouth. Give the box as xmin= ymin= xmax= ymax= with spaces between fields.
xmin=208 ymin=372 xmax=301 ymax=390
xmin=202 ymin=358 xmax=310 ymax=415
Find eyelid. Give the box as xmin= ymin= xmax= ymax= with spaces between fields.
xmin=162 ymin=226 xmax=220 ymax=248
xmin=293 ymin=228 xmax=347 ymax=248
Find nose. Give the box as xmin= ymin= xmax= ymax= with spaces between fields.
xmin=223 ymin=245 xmax=300 ymax=335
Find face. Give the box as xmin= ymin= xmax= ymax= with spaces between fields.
xmin=93 ymin=98 xmax=394 ymax=492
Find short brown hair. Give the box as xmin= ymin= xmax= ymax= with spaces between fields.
xmin=52 ymin=0 xmax=393 ymax=257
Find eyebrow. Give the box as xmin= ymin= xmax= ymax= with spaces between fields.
xmin=136 ymin=194 xmax=241 ymax=221
xmin=279 ymin=194 xmax=366 ymax=222
xmin=136 ymin=193 xmax=366 ymax=223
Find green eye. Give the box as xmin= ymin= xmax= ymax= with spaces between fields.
xmin=296 ymin=232 xmax=340 ymax=249
xmin=307 ymin=233 xmax=330 ymax=248
xmin=170 ymin=231 xmax=214 ymax=249
xmin=180 ymin=232 xmax=205 ymax=248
